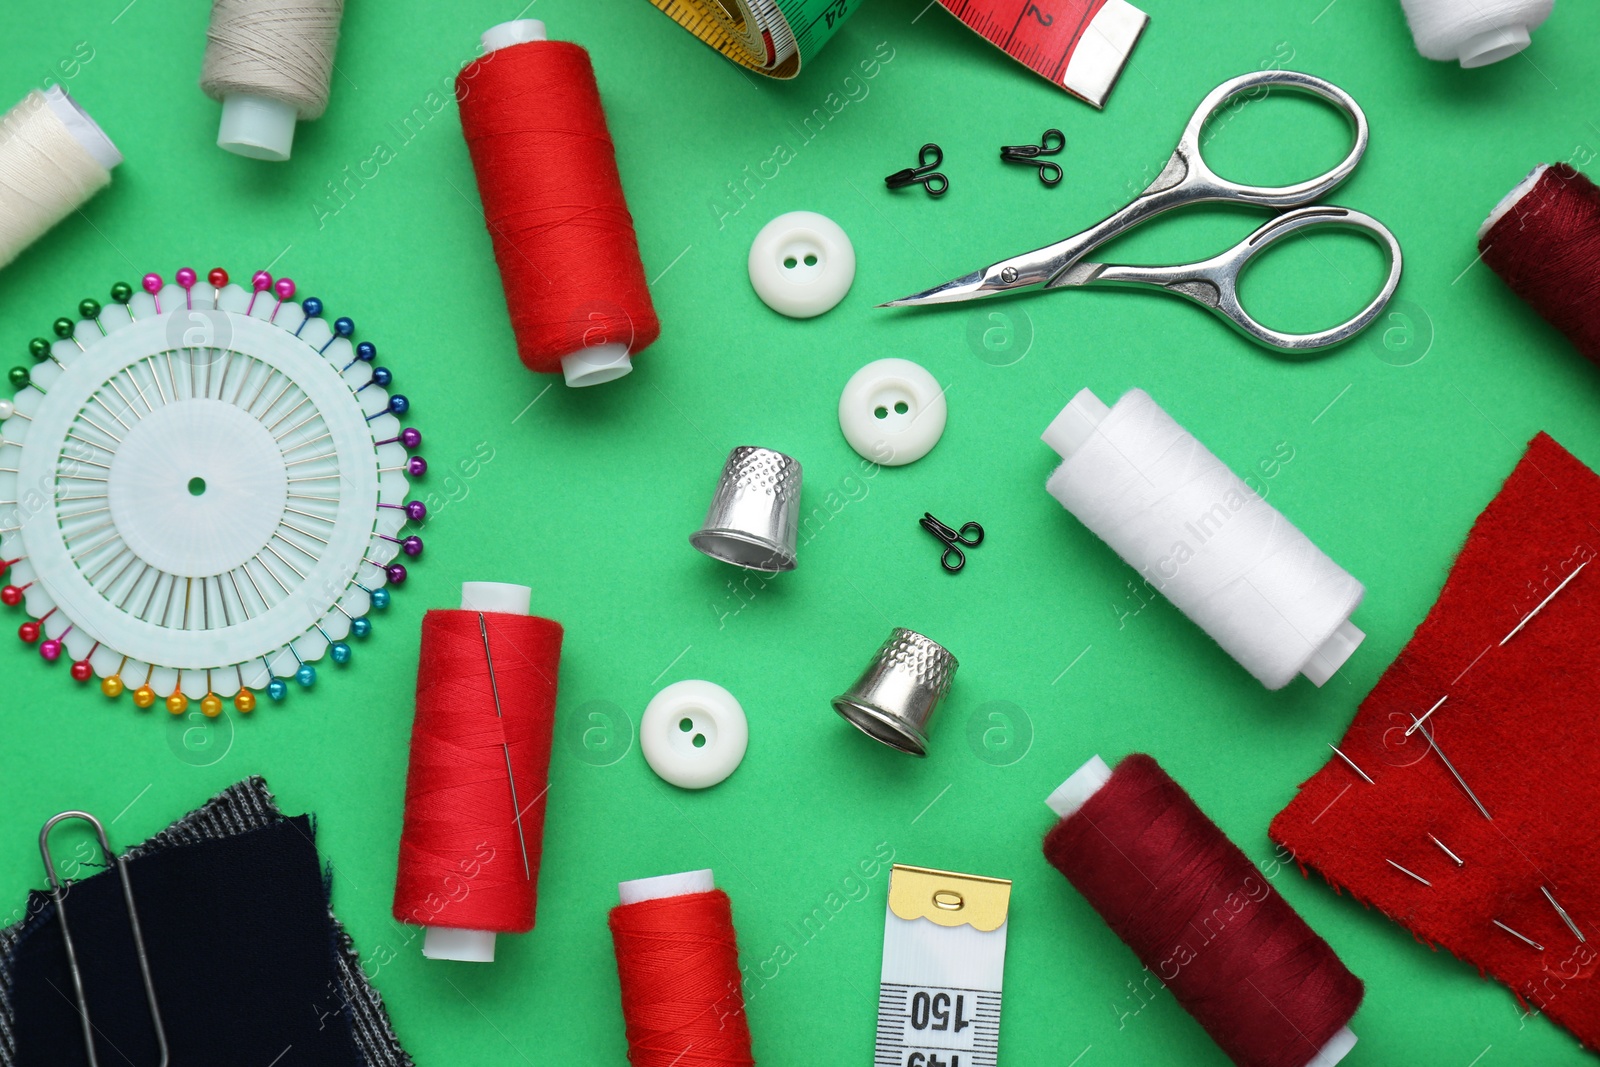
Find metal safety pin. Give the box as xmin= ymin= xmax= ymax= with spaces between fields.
xmin=39 ymin=810 xmax=169 ymax=1067
xmin=1000 ymin=128 xmax=1064 ymax=186
xmin=886 ymin=143 xmax=948 ymax=197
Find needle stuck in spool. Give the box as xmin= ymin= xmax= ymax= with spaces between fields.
xmin=478 ymin=612 xmax=532 ymax=881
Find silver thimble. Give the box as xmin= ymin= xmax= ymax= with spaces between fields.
xmin=833 ymin=628 xmax=958 ymax=757
xmin=690 ymin=446 xmax=803 ymax=573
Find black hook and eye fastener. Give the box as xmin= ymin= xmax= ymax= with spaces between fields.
xmin=1000 ymin=128 xmax=1064 ymax=186
xmin=920 ymin=512 xmax=984 ymax=573
xmin=886 ymin=143 xmax=948 ymax=197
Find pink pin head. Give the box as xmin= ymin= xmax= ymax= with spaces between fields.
xmin=39 ymin=638 xmax=61 ymax=661
xmin=176 ymin=267 xmax=197 ymax=289
xmin=274 ymin=277 xmax=296 ymax=301
xmin=142 ymin=273 xmax=163 ymax=295
xmin=252 ymin=271 xmax=272 ymax=292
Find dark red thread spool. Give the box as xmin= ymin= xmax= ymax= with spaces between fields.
xmin=609 ymin=869 xmax=756 ymax=1067
xmin=457 ymin=20 xmax=660 ymax=388
xmin=1480 ymin=163 xmax=1600 ymax=365
xmin=1042 ymin=754 xmax=1363 ymax=1067
xmin=393 ymin=582 xmax=563 ymax=962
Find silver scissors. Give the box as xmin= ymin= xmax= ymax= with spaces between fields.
xmin=880 ymin=70 xmax=1403 ymax=353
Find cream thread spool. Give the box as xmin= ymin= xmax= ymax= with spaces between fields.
xmin=1398 ymin=0 xmax=1554 ymax=67
xmin=1042 ymin=388 xmax=1365 ymax=689
xmin=0 ymin=87 xmax=120 ymax=270
xmin=200 ymin=0 xmax=345 ymax=161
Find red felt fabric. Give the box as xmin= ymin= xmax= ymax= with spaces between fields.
xmin=1271 ymin=433 xmax=1600 ymax=1050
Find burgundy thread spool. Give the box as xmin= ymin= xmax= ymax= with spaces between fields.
xmin=456 ymin=19 xmax=660 ymax=388
xmin=1480 ymin=163 xmax=1600 ymax=365
xmin=393 ymin=581 xmax=563 ymax=962
xmin=1042 ymin=754 xmax=1363 ymax=1067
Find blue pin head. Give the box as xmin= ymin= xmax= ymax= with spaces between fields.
xmin=301 ymin=297 xmax=324 ymax=318
xmin=371 ymin=367 xmax=392 ymax=387
xmin=267 ymin=678 xmax=289 ymax=701
xmin=351 ymin=617 xmax=373 ymax=639
xmin=295 ymin=663 xmax=317 ymax=687
xmin=330 ymin=641 xmax=352 ymax=665
xmin=334 ymin=317 xmax=355 ymax=338
xmin=356 ymin=341 xmax=377 ymax=362
xmin=371 ymin=588 xmax=391 ymax=610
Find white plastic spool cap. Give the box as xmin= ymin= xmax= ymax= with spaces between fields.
xmin=748 ymin=211 xmax=856 ymax=318
xmin=1044 ymin=756 xmax=1357 ymax=1067
xmin=1041 ymin=388 xmax=1365 ymax=686
xmin=641 ymin=680 xmax=748 ymax=789
xmin=419 ymin=579 xmax=534 ymax=964
xmin=217 ymin=94 xmax=299 ymax=162
xmin=478 ymin=19 xmax=633 ymax=389
xmin=42 ymin=86 xmax=121 ymax=170
xmin=482 ymin=19 xmax=547 ymax=51
xmin=619 ymin=868 xmax=714 ymax=905
xmin=837 ymin=358 xmax=947 ymax=466
xmin=1458 ymin=25 xmax=1532 ymax=68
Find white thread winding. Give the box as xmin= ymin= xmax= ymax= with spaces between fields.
xmin=200 ymin=0 xmax=345 ymax=161
xmin=0 ymin=88 xmax=119 ymax=271
xmin=1398 ymin=0 xmax=1554 ymax=68
xmin=1042 ymin=388 xmax=1365 ymax=690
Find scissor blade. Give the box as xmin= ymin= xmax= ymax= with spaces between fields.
xmin=877 ymin=268 xmax=996 ymax=308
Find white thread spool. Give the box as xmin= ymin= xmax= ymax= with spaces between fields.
xmin=1042 ymin=389 xmax=1364 ymax=690
xmin=418 ymin=579 xmax=532 ymax=964
xmin=1398 ymin=0 xmax=1553 ymax=67
xmin=1044 ymin=756 xmax=1358 ymax=1067
xmin=0 ymin=87 xmax=120 ymax=270
xmin=200 ymin=0 xmax=345 ymax=161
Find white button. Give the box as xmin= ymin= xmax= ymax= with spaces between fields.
xmin=748 ymin=211 xmax=855 ymax=318
xmin=641 ymin=680 xmax=748 ymax=789
xmin=837 ymin=358 xmax=947 ymax=466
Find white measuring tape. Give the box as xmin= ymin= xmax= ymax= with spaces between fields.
xmin=874 ymin=864 xmax=1011 ymax=1067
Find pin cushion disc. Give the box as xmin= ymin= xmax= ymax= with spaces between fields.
xmin=0 ymin=271 xmax=425 ymax=706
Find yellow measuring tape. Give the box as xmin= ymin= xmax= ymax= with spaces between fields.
xmin=647 ymin=0 xmax=865 ymax=78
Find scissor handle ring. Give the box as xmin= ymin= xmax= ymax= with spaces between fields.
xmin=1221 ymin=206 xmax=1403 ymax=352
xmin=1177 ymin=70 xmax=1369 ymax=209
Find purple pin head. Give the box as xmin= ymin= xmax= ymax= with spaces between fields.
xmin=400 ymin=427 xmax=421 ymax=449
xmin=142 ymin=273 xmax=164 ymax=295
xmin=175 ymin=267 xmax=197 ymax=289
xmin=407 ymin=456 xmax=427 ymax=477
xmin=386 ymin=563 xmax=408 ymax=584
xmin=252 ymin=270 xmax=272 ymax=292
xmin=401 ymin=535 xmax=424 ymax=557
xmin=275 ymin=277 xmax=296 ymax=301
xmin=404 ymin=500 xmax=427 ymax=522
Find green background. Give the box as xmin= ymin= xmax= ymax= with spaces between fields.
xmin=3 ymin=0 xmax=1598 ymax=1063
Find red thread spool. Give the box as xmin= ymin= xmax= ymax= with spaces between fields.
xmin=1480 ymin=163 xmax=1600 ymax=364
xmin=1042 ymin=754 xmax=1363 ymax=1067
xmin=609 ymin=869 xmax=755 ymax=1067
xmin=457 ymin=20 xmax=660 ymax=388
xmin=393 ymin=581 xmax=563 ymax=962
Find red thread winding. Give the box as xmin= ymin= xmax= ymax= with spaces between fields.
xmin=393 ymin=609 xmax=563 ymax=933
xmin=457 ymin=39 xmax=660 ymax=375
xmin=1043 ymin=754 xmax=1362 ymax=1067
xmin=609 ymin=890 xmax=755 ymax=1067
xmin=1481 ymin=163 xmax=1600 ymax=364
